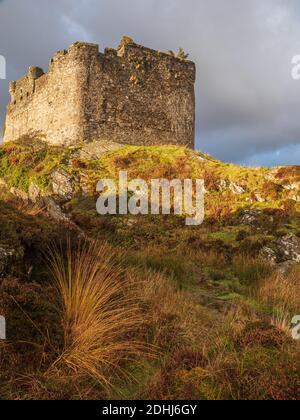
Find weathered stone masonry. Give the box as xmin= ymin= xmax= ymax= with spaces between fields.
xmin=3 ymin=38 xmax=196 ymax=148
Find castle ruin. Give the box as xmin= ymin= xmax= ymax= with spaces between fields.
xmin=3 ymin=38 xmax=196 ymax=148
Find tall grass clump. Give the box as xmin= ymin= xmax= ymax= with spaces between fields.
xmin=232 ymin=255 xmax=274 ymax=287
xmin=46 ymin=239 xmax=146 ymax=388
xmin=256 ymin=265 xmax=300 ymax=331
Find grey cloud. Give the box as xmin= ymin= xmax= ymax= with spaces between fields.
xmin=0 ymin=0 xmax=299 ymax=166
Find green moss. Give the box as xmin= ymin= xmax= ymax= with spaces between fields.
xmin=1 ymin=140 xmax=297 ymax=218
xmin=208 ymin=230 xmax=238 ymax=244
xmin=0 ymin=139 xmax=74 ymax=192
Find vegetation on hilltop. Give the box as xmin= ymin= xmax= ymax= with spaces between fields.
xmin=0 ymin=138 xmax=299 ymax=400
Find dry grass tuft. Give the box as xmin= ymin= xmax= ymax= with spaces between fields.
xmin=256 ymin=265 xmax=300 ymax=333
xmin=46 ymin=239 xmax=147 ymax=388
xmin=256 ymin=265 xmax=300 ymax=315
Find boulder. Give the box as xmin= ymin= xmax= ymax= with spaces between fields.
xmin=218 ymin=179 xmax=246 ymax=195
xmin=276 ymin=233 xmax=300 ymax=263
xmin=50 ymin=169 xmax=74 ymax=201
xmin=240 ymin=209 xmax=262 ymax=225
xmin=260 ymin=246 xmax=277 ymax=264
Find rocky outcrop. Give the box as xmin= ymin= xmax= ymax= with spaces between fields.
xmin=240 ymin=209 xmax=262 ymax=225
xmin=7 ymin=181 xmax=70 ymax=223
xmin=50 ymin=169 xmax=75 ymax=201
xmin=218 ymin=179 xmax=246 ymax=195
xmin=260 ymin=233 xmax=300 ymax=265
xmin=260 ymin=246 xmax=277 ymax=264
xmin=275 ymin=233 xmax=300 ymax=263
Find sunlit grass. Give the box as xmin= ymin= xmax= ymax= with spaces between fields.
xmin=46 ymin=239 xmax=147 ymax=388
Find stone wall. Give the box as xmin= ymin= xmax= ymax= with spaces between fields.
xmin=3 ymin=39 xmax=196 ymax=148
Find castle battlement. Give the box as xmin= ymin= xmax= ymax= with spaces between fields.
xmin=4 ymin=37 xmax=196 ymax=148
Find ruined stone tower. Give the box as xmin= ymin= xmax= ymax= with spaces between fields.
xmin=3 ymin=38 xmax=196 ymax=148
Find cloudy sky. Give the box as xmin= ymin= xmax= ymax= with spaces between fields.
xmin=0 ymin=0 xmax=300 ymax=166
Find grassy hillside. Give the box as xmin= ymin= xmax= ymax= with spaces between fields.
xmin=0 ymin=138 xmax=299 ymax=400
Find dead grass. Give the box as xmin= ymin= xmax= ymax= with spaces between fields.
xmin=10 ymin=199 xmax=45 ymax=217
xmin=256 ymin=265 xmax=300 ymax=331
xmin=233 ymin=255 xmax=274 ymax=286
xmin=125 ymin=267 xmax=203 ymax=350
xmin=256 ymin=266 xmax=300 ymax=313
xmin=184 ymin=247 xmax=227 ymax=268
xmin=197 ymin=308 xmax=300 ymax=400
xmin=46 ymin=239 xmax=148 ymax=388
